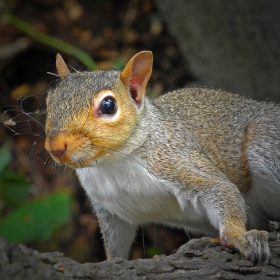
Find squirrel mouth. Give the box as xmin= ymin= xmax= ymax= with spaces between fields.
xmin=45 ymin=134 xmax=113 ymax=169
xmin=54 ymin=159 xmax=95 ymax=169
xmin=49 ymin=151 xmax=96 ymax=169
xmin=45 ymin=132 xmax=97 ymax=168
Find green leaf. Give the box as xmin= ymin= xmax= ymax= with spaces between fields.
xmin=146 ymin=246 xmax=161 ymax=258
xmin=0 ymin=191 xmax=72 ymax=242
xmin=0 ymin=143 xmax=12 ymax=174
xmin=0 ymin=172 xmax=30 ymax=207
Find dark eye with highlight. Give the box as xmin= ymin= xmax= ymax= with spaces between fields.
xmin=99 ymin=97 xmax=117 ymax=115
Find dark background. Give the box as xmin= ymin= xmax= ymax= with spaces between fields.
xmin=0 ymin=0 xmax=279 ymax=263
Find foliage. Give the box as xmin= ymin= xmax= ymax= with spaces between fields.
xmin=0 ymin=143 xmax=72 ymax=242
xmin=146 ymin=246 xmax=161 ymax=258
xmin=1 ymin=13 xmax=97 ymax=70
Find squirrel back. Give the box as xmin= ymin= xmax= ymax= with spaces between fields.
xmin=154 ymin=88 xmax=280 ymax=193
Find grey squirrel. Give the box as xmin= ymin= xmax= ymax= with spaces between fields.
xmin=45 ymin=51 xmax=280 ymax=264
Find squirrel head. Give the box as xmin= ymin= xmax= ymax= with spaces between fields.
xmin=45 ymin=51 xmax=153 ymax=168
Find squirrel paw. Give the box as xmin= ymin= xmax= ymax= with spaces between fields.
xmin=221 ymin=229 xmax=270 ymax=264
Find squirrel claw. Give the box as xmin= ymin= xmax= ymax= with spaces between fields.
xmin=222 ymin=229 xmax=270 ymax=265
xmin=241 ymin=230 xmax=270 ymax=265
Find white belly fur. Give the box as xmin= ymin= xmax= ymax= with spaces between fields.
xmin=76 ymin=156 xmax=218 ymax=237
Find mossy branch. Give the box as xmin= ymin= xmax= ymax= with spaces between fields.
xmin=2 ymin=13 xmax=97 ymax=70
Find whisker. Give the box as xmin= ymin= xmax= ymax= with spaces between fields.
xmin=47 ymin=72 xmax=60 ymax=77
xmin=87 ymin=142 xmax=146 ymax=168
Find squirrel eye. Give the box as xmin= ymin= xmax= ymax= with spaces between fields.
xmin=98 ymin=97 xmax=117 ymax=115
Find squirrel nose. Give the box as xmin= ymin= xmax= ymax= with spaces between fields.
xmin=50 ymin=144 xmax=67 ymax=158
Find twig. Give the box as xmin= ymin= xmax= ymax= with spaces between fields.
xmin=0 ymin=38 xmax=31 ymax=60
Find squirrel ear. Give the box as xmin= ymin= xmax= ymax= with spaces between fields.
xmin=56 ymin=53 xmax=70 ymax=80
xmin=120 ymin=51 xmax=153 ymax=106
